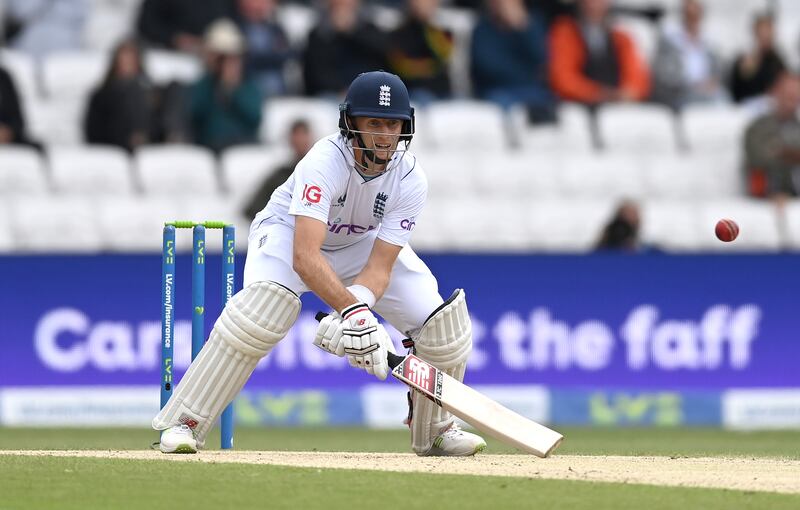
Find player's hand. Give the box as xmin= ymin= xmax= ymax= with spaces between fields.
xmin=339 ymin=304 xmax=395 ymax=380
xmin=313 ymin=313 xmax=346 ymax=357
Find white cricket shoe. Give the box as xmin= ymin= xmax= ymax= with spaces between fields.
xmin=158 ymin=424 xmax=198 ymax=454
xmin=421 ymin=423 xmax=487 ymax=457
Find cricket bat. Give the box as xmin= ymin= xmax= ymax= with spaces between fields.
xmin=314 ymin=312 xmax=563 ymax=457
xmin=387 ymin=351 xmax=563 ymax=458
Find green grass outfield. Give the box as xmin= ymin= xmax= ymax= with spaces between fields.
xmin=1 ymin=427 xmax=799 ymax=510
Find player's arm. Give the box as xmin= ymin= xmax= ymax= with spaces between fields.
xmin=292 ymin=215 xmax=358 ymax=311
xmin=352 ymin=239 xmax=403 ymax=302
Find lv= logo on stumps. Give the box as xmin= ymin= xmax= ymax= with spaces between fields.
xmin=315 ymin=312 xmax=564 ymax=458
xmin=161 ymin=221 xmax=236 ymax=449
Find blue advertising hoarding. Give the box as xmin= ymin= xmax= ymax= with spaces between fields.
xmin=0 ymin=253 xmax=797 ymax=392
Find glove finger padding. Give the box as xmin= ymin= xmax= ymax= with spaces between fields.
xmin=313 ymin=314 xmax=346 ymax=356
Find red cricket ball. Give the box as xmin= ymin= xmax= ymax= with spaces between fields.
xmin=715 ymin=219 xmax=739 ymax=242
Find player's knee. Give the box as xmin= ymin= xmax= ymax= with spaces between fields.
xmin=215 ymin=281 xmax=301 ymax=356
xmin=413 ymin=289 xmax=472 ymax=369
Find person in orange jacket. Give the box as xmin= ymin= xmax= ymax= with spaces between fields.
xmin=549 ymin=0 xmax=650 ymax=105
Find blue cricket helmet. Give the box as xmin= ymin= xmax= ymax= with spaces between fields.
xmin=339 ymin=71 xmax=415 ymax=142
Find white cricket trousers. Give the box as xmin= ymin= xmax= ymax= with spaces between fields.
xmin=243 ymin=219 xmax=444 ymax=336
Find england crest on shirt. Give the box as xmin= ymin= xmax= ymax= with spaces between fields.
xmin=373 ymin=192 xmax=388 ymax=220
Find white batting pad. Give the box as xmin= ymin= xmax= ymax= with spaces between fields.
xmin=410 ymin=289 xmax=472 ymax=454
xmin=153 ymin=281 xmax=300 ymax=445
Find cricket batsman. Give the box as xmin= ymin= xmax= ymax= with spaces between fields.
xmin=153 ymin=71 xmax=486 ymax=457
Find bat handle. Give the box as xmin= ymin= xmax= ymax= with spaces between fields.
xmin=387 ymin=352 xmax=406 ymax=370
xmin=315 ymin=311 xmax=408 ymax=370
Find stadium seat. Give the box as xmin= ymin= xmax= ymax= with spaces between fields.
xmin=42 ymin=51 xmax=107 ymax=100
xmin=560 ymin=153 xmax=646 ymax=198
xmin=696 ymin=199 xmax=782 ymax=251
xmin=407 ymin=200 xmax=448 ymax=252
xmin=84 ymin=0 xmax=145 ymax=52
xmin=220 ymin=145 xmax=291 ymax=202
xmin=0 ymin=201 xmax=14 ymax=251
xmin=0 ymin=146 xmax=49 ymax=195
xmin=97 ymin=196 xmax=186 ymax=252
xmin=0 ymin=49 xmax=39 ymax=120
xmin=413 ymin=150 xmax=476 ymax=199
xmin=435 ymin=198 xmax=532 ymax=251
xmin=783 ymin=200 xmax=800 ymax=250
xmin=144 ymin=50 xmax=203 ymax=85
xmin=527 ymin=199 xmax=616 ymax=251
xmin=181 ymin=196 xmax=251 ymax=252
xmin=27 ymin=97 xmax=85 ymax=145
xmin=135 ymin=145 xmax=220 ymax=196
xmin=515 ymin=103 xmax=595 ymax=154
xmin=597 ymin=104 xmax=678 ymax=153
xmin=261 ymin=97 xmax=339 ymax=145
xmin=642 ymin=152 xmax=741 ymax=199
xmin=640 ymin=199 xmax=704 ymax=251
xmin=10 ymin=197 xmax=103 ymax=252
xmin=426 ymin=100 xmax=509 ymax=150
xmin=276 ymin=3 xmax=318 ymax=47
xmin=49 ymin=146 xmax=134 ymax=195
xmin=681 ymin=104 xmax=751 ymax=153
xmin=473 ymin=151 xmax=561 ymax=197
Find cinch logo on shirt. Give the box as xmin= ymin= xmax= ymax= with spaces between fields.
xmin=327 ymin=221 xmax=376 ymax=235
xmin=302 ymin=184 xmax=322 ymax=204
xmin=401 ymin=218 xmax=416 ymax=231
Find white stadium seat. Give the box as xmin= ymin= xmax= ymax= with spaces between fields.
xmin=144 ymin=50 xmax=203 ymax=85
xmin=42 ymin=51 xmax=107 ymax=100
xmin=10 ymin=197 xmax=103 ymax=252
xmin=261 ymin=98 xmax=339 ymax=146
xmin=0 ymin=49 xmax=39 ymax=121
xmin=516 ymin=103 xmax=596 ymax=154
xmin=97 ymin=196 xmax=186 ymax=252
xmin=0 ymin=146 xmax=49 ymax=195
xmin=681 ymin=104 xmax=751 ymax=153
xmin=783 ymin=200 xmax=800 ymax=250
xmin=413 ymin=150 xmax=475 ymax=199
xmin=426 ymin=100 xmax=509 ymax=150
xmin=84 ymin=0 xmax=145 ymax=52
xmin=642 ymin=152 xmax=741 ymax=199
xmin=434 ymin=198 xmax=532 ymax=251
xmin=474 ymin=151 xmax=561 ymax=198
xmin=276 ymin=3 xmax=318 ymax=47
xmin=527 ymin=199 xmax=616 ymax=251
xmin=220 ymin=145 xmax=291 ymax=202
xmin=135 ymin=145 xmax=219 ymax=196
xmin=49 ymin=146 xmax=134 ymax=195
xmin=640 ymin=200 xmax=704 ymax=251
xmin=697 ymin=199 xmax=782 ymax=251
xmin=28 ymin=97 xmax=85 ymax=145
xmin=560 ymin=153 xmax=646 ymax=198
xmin=0 ymin=201 xmax=14 ymax=251
xmin=598 ymin=104 xmax=677 ymax=153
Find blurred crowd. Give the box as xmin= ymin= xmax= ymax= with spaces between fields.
xmin=1 ymin=0 xmax=799 ymax=252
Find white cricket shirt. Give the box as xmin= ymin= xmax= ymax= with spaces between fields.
xmin=255 ymin=133 xmax=427 ymax=250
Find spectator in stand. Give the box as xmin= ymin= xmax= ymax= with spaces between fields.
xmin=549 ymin=0 xmax=650 ymax=106
xmin=243 ymin=119 xmax=313 ymax=219
xmin=0 ymin=62 xmax=37 ymax=147
xmin=388 ymin=0 xmax=453 ymax=105
xmin=651 ymin=0 xmax=725 ymax=110
xmin=84 ymin=39 xmax=153 ymax=151
xmin=729 ymin=12 xmax=786 ymax=105
xmin=303 ymin=0 xmax=388 ymax=97
xmin=189 ymin=19 xmax=262 ymax=153
xmin=471 ymin=0 xmax=555 ymax=123
xmin=743 ymin=73 xmax=800 ymax=201
xmin=233 ymin=0 xmax=293 ymax=98
xmin=137 ymin=0 xmax=231 ymax=53
xmin=596 ymin=199 xmax=642 ymax=251
xmin=4 ymin=0 xmax=87 ymax=60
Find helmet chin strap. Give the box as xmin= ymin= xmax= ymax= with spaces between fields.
xmin=354 ymin=132 xmax=390 ymax=171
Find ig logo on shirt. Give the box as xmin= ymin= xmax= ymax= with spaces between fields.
xmin=302 ymin=184 xmax=322 ymax=204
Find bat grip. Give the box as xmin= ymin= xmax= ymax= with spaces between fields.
xmin=315 ymin=311 xmax=407 ymax=369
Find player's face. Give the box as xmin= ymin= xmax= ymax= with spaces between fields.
xmin=353 ymin=116 xmax=403 ymax=162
